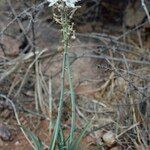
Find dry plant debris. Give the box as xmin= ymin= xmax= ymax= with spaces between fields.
xmin=0 ymin=0 xmax=150 ymax=149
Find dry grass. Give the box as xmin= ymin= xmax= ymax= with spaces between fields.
xmin=0 ymin=0 xmax=150 ymax=149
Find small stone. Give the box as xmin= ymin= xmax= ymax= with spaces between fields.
xmin=102 ymin=131 xmax=116 ymax=147
xmin=15 ymin=141 xmax=20 ymax=146
xmin=0 ymin=124 xmax=12 ymax=141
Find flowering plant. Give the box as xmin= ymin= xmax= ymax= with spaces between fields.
xmin=47 ymin=0 xmax=81 ymax=149
xmin=47 ymin=0 xmax=80 ymax=8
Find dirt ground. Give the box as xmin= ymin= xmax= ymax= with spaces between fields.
xmin=0 ymin=0 xmax=150 ymax=150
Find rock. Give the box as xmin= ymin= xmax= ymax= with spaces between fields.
xmin=0 ymin=124 xmax=12 ymax=141
xmin=0 ymin=35 xmax=20 ymax=57
xmin=102 ymin=131 xmax=116 ymax=147
xmin=124 ymin=1 xmax=146 ymax=27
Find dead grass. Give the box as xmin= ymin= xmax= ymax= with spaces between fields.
xmin=0 ymin=0 xmax=150 ymax=149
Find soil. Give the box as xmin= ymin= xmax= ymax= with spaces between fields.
xmin=0 ymin=0 xmax=150 ymax=150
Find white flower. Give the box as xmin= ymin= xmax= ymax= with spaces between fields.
xmin=47 ymin=0 xmax=58 ymax=7
xmin=47 ymin=0 xmax=80 ymax=8
xmin=63 ymin=0 xmax=79 ymax=8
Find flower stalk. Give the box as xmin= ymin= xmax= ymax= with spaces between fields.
xmin=49 ymin=1 xmax=78 ymax=149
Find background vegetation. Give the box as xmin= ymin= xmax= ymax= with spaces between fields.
xmin=0 ymin=0 xmax=150 ymax=149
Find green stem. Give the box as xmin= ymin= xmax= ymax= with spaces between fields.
xmin=50 ymin=49 xmax=66 ymax=150
xmin=62 ymin=6 xmax=76 ymax=144
xmin=50 ymin=6 xmax=68 ymax=150
xmin=50 ymin=4 xmax=76 ymax=149
xmin=66 ymin=54 xmax=76 ymax=143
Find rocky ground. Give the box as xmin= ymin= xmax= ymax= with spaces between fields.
xmin=0 ymin=0 xmax=150 ymax=149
